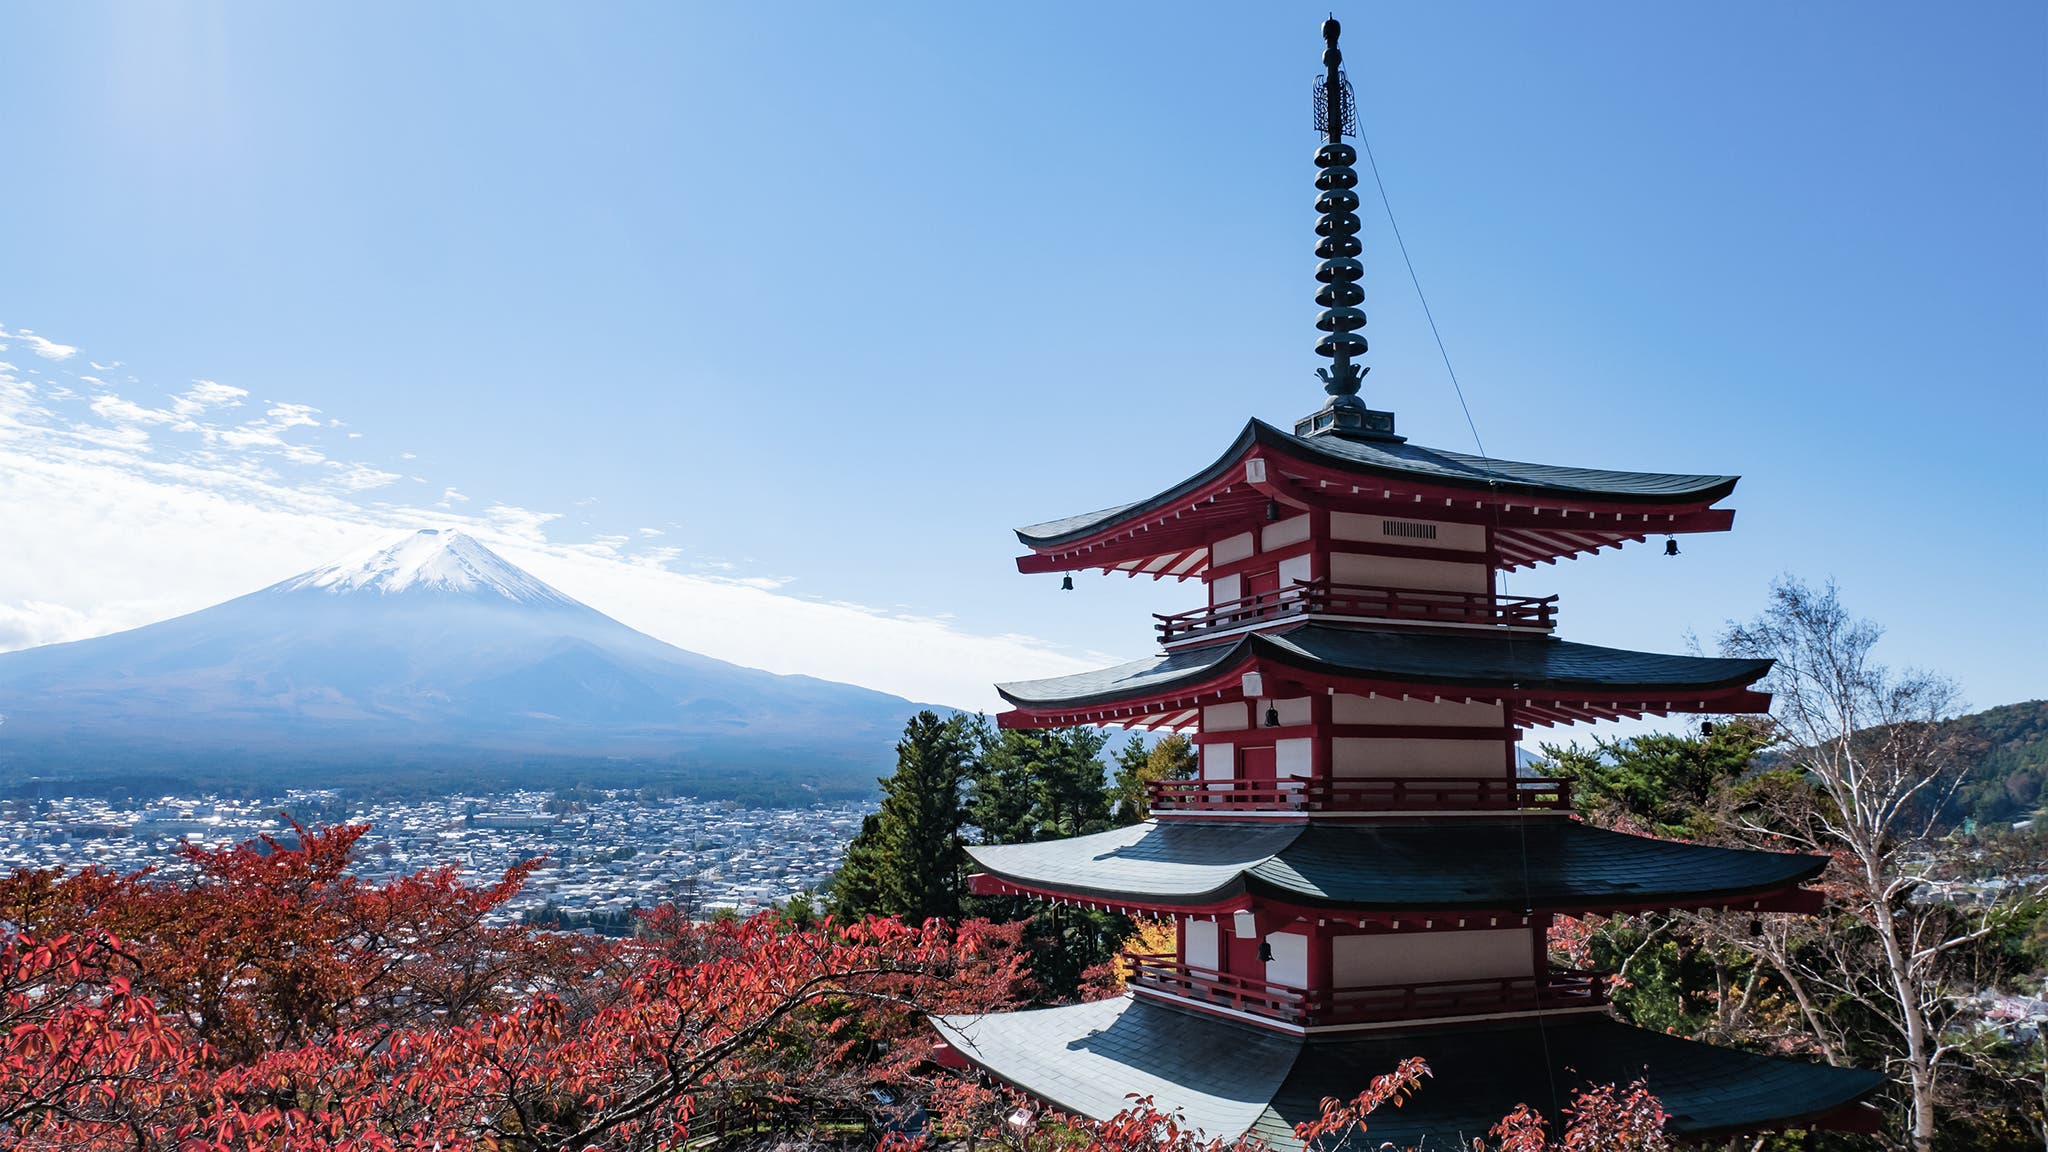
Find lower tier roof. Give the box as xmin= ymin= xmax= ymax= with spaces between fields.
xmin=994 ymin=624 xmax=1773 ymax=728
xmin=932 ymin=996 xmax=1883 ymax=1148
xmin=966 ymin=818 xmax=1825 ymax=914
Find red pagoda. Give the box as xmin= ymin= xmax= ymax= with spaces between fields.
xmin=932 ymin=19 xmax=1884 ymax=1148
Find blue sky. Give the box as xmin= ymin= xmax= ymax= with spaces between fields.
xmin=1 ymin=2 xmax=2042 ymax=719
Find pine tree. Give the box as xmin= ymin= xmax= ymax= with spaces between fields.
xmin=969 ymin=726 xmax=1112 ymax=844
xmin=967 ymin=725 xmax=1128 ymax=997
xmin=830 ymin=710 xmax=978 ymax=924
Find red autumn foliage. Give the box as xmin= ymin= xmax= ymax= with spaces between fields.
xmin=1490 ymin=1079 xmax=1672 ymax=1151
xmin=0 ymin=824 xmax=1666 ymax=1152
xmin=0 ymin=823 xmax=1029 ymax=1151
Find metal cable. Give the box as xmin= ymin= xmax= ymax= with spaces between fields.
xmin=1356 ymin=123 xmax=1566 ymax=1127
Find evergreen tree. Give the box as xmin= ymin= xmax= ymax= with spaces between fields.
xmin=1109 ymin=732 xmax=1198 ymax=824
xmin=1541 ymin=721 xmax=1771 ymax=838
xmin=825 ymin=812 xmax=888 ymax=919
xmin=969 ymin=726 xmax=1112 ymax=843
xmin=967 ymin=725 xmax=1128 ymax=998
xmin=830 ymin=710 xmax=978 ymax=924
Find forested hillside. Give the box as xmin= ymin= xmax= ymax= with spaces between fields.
xmin=1945 ymin=699 xmax=2048 ymax=829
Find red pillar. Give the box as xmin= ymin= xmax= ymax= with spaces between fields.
xmin=1306 ymin=919 xmax=1333 ymax=989
xmin=1309 ymin=691 xmax=1332 ymax=793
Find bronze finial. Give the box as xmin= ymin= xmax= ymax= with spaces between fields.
xmin=1299 ymin=17 xmax=1398 ymax=441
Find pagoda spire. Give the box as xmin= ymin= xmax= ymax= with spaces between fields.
xmin=1298 ymin=17 xmax=1400 ymax=441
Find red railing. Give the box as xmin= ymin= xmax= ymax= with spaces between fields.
xmin=1123 ymin=953 xmax=1309 ymax=1021
xmin=1154 ymin=578 xmax=1557 ymax=644
xmin=1123 ymin=952 xmax=1607 ymax=1027
xmin=1147 ymin=776 xmax=1572 ymax=814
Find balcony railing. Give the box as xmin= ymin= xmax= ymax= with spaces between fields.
xmin=1155 ymin=578 xmax=1557 ymax=645
xmin=1123 ymin=952 xmax=1607 ymax=1027
xmin=1147 ymin=775 xmax=1572 ymax=814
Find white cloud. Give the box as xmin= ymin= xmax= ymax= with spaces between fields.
xmin=0 ymin=323 xmax=1103 ymax=710
xmin=482 ymin=503 xmax=562 ymax=543
xmin=0 ymin=325 xmax=79 ymax=361
xmin=327 ymin=461 xmax=402 ymax=491
xmin=0 ymin=599 xmax=106 ymax=650
xmin=89 ymin=393 xmax=181 ymax=428
xmin=174 ymin=380 xmax=248 ymax=415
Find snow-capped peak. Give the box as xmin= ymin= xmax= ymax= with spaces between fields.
xmin=274 ymin=529 xmax=579 ymax=605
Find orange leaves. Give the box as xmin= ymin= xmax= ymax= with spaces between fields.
xmin=1488 ymin=1080 xmax=1671 ymax=1151
xmin=1291 ymin=1055 xmax=1432 ymax=1147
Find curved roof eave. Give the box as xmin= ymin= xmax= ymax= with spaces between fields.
xmin=1014 ymin=421 xmax=1262 ymax=546
xmin=995 ymin=626 xmax=1774 ymax=712
xmin=932 ymin=999 xmax=1884 ymax=1148
xmin=1013 ymin=419 xmax=1741 ymax=549
xmin=967 ymin=819 xmax=1827 ymax=912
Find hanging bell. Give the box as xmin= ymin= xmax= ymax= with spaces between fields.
xmin=1060 ymin=574 xmax=1074 ymax=591
xmin=1748 ymin=917 xmax=1765 ymax=939
xmin=1265 ymin=705 xmax=1281 ymax=728
xmin=1257 ymin=939 xmax=1274 ymax=963
xmin=1663 ymin=537 xmax=1680 ymax=557
xmin=1266 ymin=498 xmax=1283 ymax=522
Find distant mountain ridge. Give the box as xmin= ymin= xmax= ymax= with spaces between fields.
xmin=0 ymin=530 xmax=927 ymax=801
xmin=1945 ymin=699 xmax=2048 ymax=829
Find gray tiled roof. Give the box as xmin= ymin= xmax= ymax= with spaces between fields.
xmin=967 ymin=818 xmax=1826 ymax=910
xmin=995 ymin=624 xmax=1773 ymax=710
xmin=933 ymin=997 xmax=1299 ymax=1139
xmin=1015 ymin=420 xmax=1739 ymax=547
xmin=935 ymin=996 xmax=1883 ymax=1149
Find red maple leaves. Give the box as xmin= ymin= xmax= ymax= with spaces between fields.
xmin=0 ymin=823 xmax=1027 ymax=1151
xmin=0 ymin=825 xmax=1664 ymax=1151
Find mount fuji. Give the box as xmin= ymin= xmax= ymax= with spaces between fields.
xmin=0 ymin=530 xmax=928 ymax=799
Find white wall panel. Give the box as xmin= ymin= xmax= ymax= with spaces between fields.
xmin=1204 ymin=702 xmax=1248 ymax=731
xmin=1261 ymin=515 xmax=1311 ymax=551
xmin=1210 ymin=572 xmax=1242 ymax=605
xmin=1331 ymin=738 xmax=1503 ymax=778
xmin=1269 ymin=697 xmax=1312 ymax=727
xmin=1265 ymin=930 xmax=1309 ymax=988
xmin=1276 ymin=738 xmax=1313 ymax=779
xmin=1331 ymin=930 xmax=1532 ymax=986
xmin=1200 ymin=742 xmax=1234 ymax=781
xmin=1277 ymin=553 xmax=1314 ymax=587
xmin=1330 ymin=513 xmax=1486 ymax=552
xmin=1328 ymin=552 xmax=1488 ymax=593
xmin=1212 ymin=532 xmax=1256 ymax=567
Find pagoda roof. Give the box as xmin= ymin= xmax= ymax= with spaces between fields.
xmin=966 ymin=818 xmax=1825 ymax=916
xmin=931 ymin=996 xmax=1883 ymax=1147
xmin=1014 ymin=420 xmax=1739 ymax=574
xmin=996 ymin=624 xmax=1772 ymax=728
xmin=1019 ymin=420 xmax=1736 ymax=547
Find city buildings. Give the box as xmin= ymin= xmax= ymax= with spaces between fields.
xmin=0 ymin=789 xmax=867 ymax=923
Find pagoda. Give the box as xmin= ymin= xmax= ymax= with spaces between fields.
xmin=932 ymin=20 xmax=1885 ymax=1149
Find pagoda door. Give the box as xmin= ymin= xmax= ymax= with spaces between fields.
xmin=1239 ymin=745 xmax=1276 ymax=802
xmin=1243 ymin=568 xmax=1281 ymax=616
